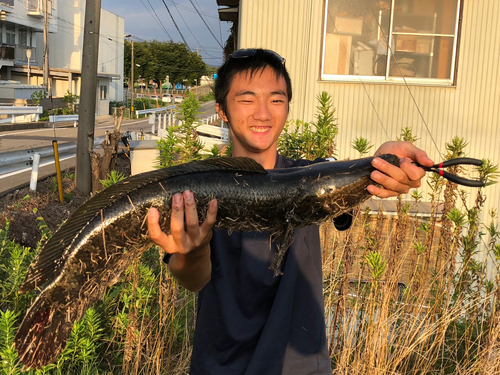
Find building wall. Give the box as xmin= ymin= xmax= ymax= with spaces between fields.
xmin=0 ymin=0 xmax=58 ymax=33
xmin=47 ymin=1 xmax=82 ymax=72
xmin=238 ymin=0 xmax=500 ymax=275
xmin=32 ymin=3 xmax=124 ymax=104
xmin=100 ymin=9 xmax=125 ymax=103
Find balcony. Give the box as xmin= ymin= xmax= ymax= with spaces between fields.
xmin=0 ymin=0 xmax=14 ymax=7
xmin=27 ymin=0 xmax=45 ymax=17
xmin=0 ymin=44 xmax=15 ymax=60
xmin=14 ymin=45 xmax=36 ymax=64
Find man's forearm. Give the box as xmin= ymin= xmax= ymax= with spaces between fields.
xmin=168 ymin=245 xmax=212 ymax=292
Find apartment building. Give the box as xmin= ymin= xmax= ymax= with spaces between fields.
xmin=0 ymin=0 xmax=124 ymax=115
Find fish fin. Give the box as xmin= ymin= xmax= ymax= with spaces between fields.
xmin=16 ymin=243 xmax=138 ymax=368
xmin=180 ymin=156 xmax=268 ymax=174
xmin=270 ymin=217 xmax=296 ymax=276
xmin=21 ymin=157 xmax=266 ymax=292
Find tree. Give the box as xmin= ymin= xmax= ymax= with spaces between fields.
xmin=124 ymin=40 xmax=208 ymax=88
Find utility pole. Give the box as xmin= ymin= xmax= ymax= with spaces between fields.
xmin=43 ymin=0 xmax=49 ymax=94
xmin=125 ymin=35 xmax=135 ymax=119
xmin=76 ymin=0 xmax=101 ymax=193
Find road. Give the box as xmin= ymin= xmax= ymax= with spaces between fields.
xmin=0 ymin=101 xmax=216 ymax=193
xmin=0 ymin=101 xmax=216 ymax=153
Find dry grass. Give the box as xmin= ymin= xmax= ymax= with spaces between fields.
xmin=321 ymin=175 xmax=499 ymax=374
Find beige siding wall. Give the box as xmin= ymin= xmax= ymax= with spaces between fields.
xmin=239 ymin=0 xmax=500 ymax=271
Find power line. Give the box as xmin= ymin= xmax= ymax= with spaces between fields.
xmin=162 ymin=0 xmax=219 ymax=19
xmin=160 ymin=0 xmax=190 ymax=50
xmin=141 ymin=0 xmax=173 ymax=40
xmin=188 ymin=0 xmax=223 ymax=49
xmin=170 ymin=0 xmax=218 ymax=59
xmin=193 ymin=0 xmax=223 ymax=46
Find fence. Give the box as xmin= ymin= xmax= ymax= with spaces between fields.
xmin=0 ymin=105 xmax=42 ymax=124
xmin=0 ymin=137 xmax=104 ymax=176
xmin=48 ymin=114 xmax=97 ymax=127
xmin=135 ymin=105 xmax=176 ymax=118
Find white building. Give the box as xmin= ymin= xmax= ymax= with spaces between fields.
xmin=0 ymin=0 xmax=124 ymax=116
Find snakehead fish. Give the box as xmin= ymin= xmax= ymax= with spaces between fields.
xmin=15 ymin=154 xmax=399 ymax=368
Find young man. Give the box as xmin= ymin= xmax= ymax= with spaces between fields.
xmin=148 ymin=49 xmax=433 ymax=374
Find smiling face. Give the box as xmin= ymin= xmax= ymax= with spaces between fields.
xmin=216 ymin=67 xmax=289 ymax=169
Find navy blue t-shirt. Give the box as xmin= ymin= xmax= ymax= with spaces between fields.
xmin=189 ymin=155 xmax=352 ymax=374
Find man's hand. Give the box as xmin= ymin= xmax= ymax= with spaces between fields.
xmin=147 ymin=190 xmax=218 ymax=292
xmin=368 ymin=141 xmax=434 ymax=198
xmin=148 ymin=190 xmax=218 ymax=255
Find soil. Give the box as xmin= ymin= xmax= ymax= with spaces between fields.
xmin=0 ymin=153 xmax=131 ymax=249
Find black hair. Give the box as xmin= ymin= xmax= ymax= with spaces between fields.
xmin=214 ymin=49 xmax=292 ymax=117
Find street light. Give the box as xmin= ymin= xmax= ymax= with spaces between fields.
xmin=125 ymin=34 xmax=134 ymax=118
xmin=26 ymin=49 xmax=32 ymax=84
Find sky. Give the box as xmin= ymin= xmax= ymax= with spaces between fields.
xmin=101 ymin=0 xmax=231 ymax=66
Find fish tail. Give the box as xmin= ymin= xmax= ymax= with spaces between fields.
xmin=15 ymin=298 xmax=73 ymax=369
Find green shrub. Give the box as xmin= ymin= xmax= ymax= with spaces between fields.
xmin=278 ymin=91 xmax=338 ymax=160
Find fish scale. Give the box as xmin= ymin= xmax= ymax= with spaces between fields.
xmin=14 ymin=154 xmax=399 ymax=369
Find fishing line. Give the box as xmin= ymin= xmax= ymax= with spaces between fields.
xmin=326 ymin=9 xmax=391 ymax=141
xmin=366 ymin=0 xmax=442 ymax=156
xmin=325 ymin=0 xmax=443 ymax=156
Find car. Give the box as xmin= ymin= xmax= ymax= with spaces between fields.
xmin=174 ymin=96 xmax=184 ymax=103
xmin=162 ymin=94 xmax=173 ymax=103
xmin=135 ymin=93 xmax=145 ymax=98
xmin=150 ymin=95 xmax=158 ymax=100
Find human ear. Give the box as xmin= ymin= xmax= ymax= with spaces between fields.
xmin=215 ymin=103 xmax=229 ymax=123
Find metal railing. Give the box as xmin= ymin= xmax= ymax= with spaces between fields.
xmin=135 ymin=105 xmax=176 ymax=117
xmin=14 ymin=45 xmax=36 ymax=63
xmin=48 ymin=114 xmax=97 ymax=127
xmin=0 ymin=136 xmax=104 ymax=176
xmin=0 ymin=105 xmax=42 ymax=124
xmin=0 ymin=45 xmax=15 ymax=60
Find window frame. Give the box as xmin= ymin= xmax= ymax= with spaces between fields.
xmin=321 ymin=0 xmax=462 ymax=86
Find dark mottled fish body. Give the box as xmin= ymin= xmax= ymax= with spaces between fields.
xmin=15 ymin=154 xmax=399 ymax=368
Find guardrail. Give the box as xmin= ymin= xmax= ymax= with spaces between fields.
xmin=197 ymin=124 xmax=228 ymax=141
xmin=0 ymin=105 xmax=43 ymax=124
xmin=49 ymin=114 xmax=97 ymax=127
xmin=135 ymin=105 xmax=176 ymax=117
xmin=0 ymin=136 xmax=104 ymax=175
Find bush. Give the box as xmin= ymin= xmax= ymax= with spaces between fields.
xmin=198 ymin=92 xmax=214 ymax=102
xmin=278 ymin=92 xmax=338 ymax=160
xmin=133 ymin=98 xmax=151 ymax=116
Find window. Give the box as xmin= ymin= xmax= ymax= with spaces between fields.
xmin=19 ymin=27 xmax=28 ymax=46
xmin=100 ymin=85 xmax=108 ymax=100
xmin=322 ymin=0 xmax=461 ymax=84
xmin=6 ymin=23 xmax=15 ymax=45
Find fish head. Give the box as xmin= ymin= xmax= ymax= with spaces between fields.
xmin=290 ymin=155 xmax=400 ymax=225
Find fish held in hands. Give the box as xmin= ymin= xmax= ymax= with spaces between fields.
xmin=15 ymin=154 xmax=399 ymax=369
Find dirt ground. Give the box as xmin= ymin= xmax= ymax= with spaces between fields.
xmin=0 ymin=153 xmax=131 ymax=249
